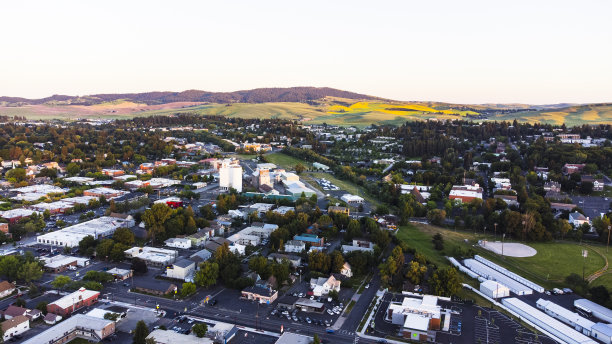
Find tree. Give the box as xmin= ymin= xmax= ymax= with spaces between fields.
xmin=142 ymin=203 xmax=173 ymax=245
xmin=51 ymin=275 xmax=72 ymax=292
xmin=192 ymin=323 xmax=208 ymax=337
xmin=66 ymin=162 xmax=80 ymax=176
xmin=432 ymin=233 xmax=444 ymax=251
xmin=406 ymin=261 xmax=427 ymax=285
xmin=345 ymin=219 xmax=361 ymax=241
xmin=0 ymin=255 xmax=20 ymax=280
xmin=14 ymin=298 xmax=26 ymax=307
xmin=195 ymin=261 xmax=219 ymax=288
xmin=36 ymin=301 xmax=48 ymax=315
xmin=430 ymin=267 xmax=462 ymax=297
xmin=330 ymin=250 xmax=345 ymax=273
xmin=131 ymin=258 xmax=148 ymax=274
xmin=6 ymin=168 xmax=26 ymax=182
xmin=181 ymin=282 xmax=197 ymax=297
xmin=113 ymin=227 xmax=135 ymax=246
xmin=110 ymin=243 xmax=129 ymax=262
xmin=96 ymin=239 xmax=115 ymax=260
xmin=133 ymin=320 xmax=150 ymax=344
xmin=295 ymin=163 xmax=306 ymax=174
xmin=590 ymin=285 xmax=610 ymax=306
xmin=312 ymin=333 xmax=320 ymax=344
xmin=18 ymin=261 xmax=43 ymax=283
xmin=427 ymin=209 xmax=446 ymax=226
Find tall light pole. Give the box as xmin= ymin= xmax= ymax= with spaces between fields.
xmin=502 ymin=233 xmax=505 ymax=259
xmin=494 ymin=223 xmax=498 ymax=240
xmin=522 ymin=220 xmax=526 ymax=242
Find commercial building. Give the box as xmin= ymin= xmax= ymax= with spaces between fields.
xmin=166 ymin=259 xmax=196 ymax=281
xmin=273 ymin=206 xmax=295 ymax=215
xmin=294 ymin=298 xmax=325 ymax=313
xmin=84 ymin=187 xmax=129 ymax=200
xmin=341 ymin=194 xmax=364 ymax=204
xmin=164 ymin=237 xmax=192 ymax=249
xmin=310 ymin=275 xmax=341 ymax=296
xmin=102 ymin=169 xmax=125 ymax=177
xmin=283 ymin=180 xmax=316 ymax=198
xmin=37 ymin=216 xmax=134 ymax=247
xmin=47 ymin=288 xmax=100 ymax=317
xmin=133 ymin=279 xmax=177 ymax=296
xmin=1 ymin=315 xmax=29 ymax=342
xmin=42 ymin=255 xmax=90 ymax=273
xmin=503 ymin=298 xmax=597 ymax=344
xmin=342 ymin=239 xmax=375 ymax=253
xmin=155 ymin=196 xmax=183 ymax=209
xmin=146 ymin=329 xmax=214 ymax=344
xmin=293 ymin=233 xmax=324 ymax=247
xmin=480 ymin=280 xmax=510 ymax=299
xmin=107 ymin=267 xmax=132 ymax=280
xmin=241 ymin=285 xmax=278 ymax=304
xmin=448 ymin=184 xmax=483 ymax=202
xmin=124 ymin=246 xmax=178 ymax=267
xmin=30 ymin=200 xmax=75 ymax=214
xmin=21 ymin=314 xmax=115 ymax=344
xmin=0 ymin=208 xmax=36 ymax=224
xmin=386 ymin=295 xmax=444 ymax=342
xmin=219 ymin=159 xmax=243 ymax=192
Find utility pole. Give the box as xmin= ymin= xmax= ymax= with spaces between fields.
xmin=502 ymin=233 xmax=505 ymax=259
xmin=522 ymin=220 xmax=526 ymax=242
xmin=494 ymin=223 xmax=498 ymax=240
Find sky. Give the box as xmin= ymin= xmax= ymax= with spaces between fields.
xmin=1 ymin=0 xmax=611 ymax=104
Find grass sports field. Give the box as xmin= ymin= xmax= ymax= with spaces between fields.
xmin=397 ymin=223 xmax=612 ymax=289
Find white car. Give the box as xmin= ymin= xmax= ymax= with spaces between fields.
xmin=327 ymin=309 xmax=334 ymax=315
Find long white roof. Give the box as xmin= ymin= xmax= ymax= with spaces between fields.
xmin=537 ymin=298 xmax=594 ymax=330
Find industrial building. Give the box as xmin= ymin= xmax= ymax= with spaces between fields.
xmin=575 ymin=299 xmax=612 ymax=324
xmin=219 ymin=159 xmax=243 ymax=192
xmin=474 ymin=255 xmax=545 ymax=292
xmin=448 ymin=184 xmax=483 ymax=202
xmin=537 ymin=299 xmax=594 ymax=335
xmin=37 ymin=216 xmax=135 ymax=247
xmin=480 ymin=280 xmax=510 ymax=299
xmin=463 ymin=259 xmax=533 ymax=295
xmin=502 ymin=298 xmax=597 ymax=344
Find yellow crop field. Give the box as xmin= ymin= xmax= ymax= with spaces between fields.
xmin=325 ymin=101 xmax=477 ymax=117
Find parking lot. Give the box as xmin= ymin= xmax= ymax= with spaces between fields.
xmin=571 ymin=195 xmax=611 ymax=220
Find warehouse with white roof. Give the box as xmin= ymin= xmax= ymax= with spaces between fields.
xmin=536 ymin=298 xmax=594 ymax=335
xmin=502 ymin=298 xmax=597 ymax=344
xmin=37 ymin=216 xmax=134 ymax=247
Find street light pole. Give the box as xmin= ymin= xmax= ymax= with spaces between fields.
xmin=607 ymin=225 xmax=611 ymax=253
xmin=494 ymin=223 xmax=498 ymax=240
xmin=502 ymin=234 xmax=505 ymax=259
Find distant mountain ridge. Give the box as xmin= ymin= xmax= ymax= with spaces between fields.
xmin=0 ymin=87 xmax=382 ymax=106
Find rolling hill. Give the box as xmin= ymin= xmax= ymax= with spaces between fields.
xmin=0 ymin=87 xmax=611 ymax=126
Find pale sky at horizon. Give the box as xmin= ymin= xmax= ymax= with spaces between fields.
xmin=1 ymin=0 xmax=611 ymax=104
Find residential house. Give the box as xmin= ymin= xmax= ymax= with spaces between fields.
xmin=284 ymin=240 xmax=305 ymax=253
xmin=563 ymin=164 xmax=586 ymax=175
xmin=342 ymin=239 xmax=375 ymax=254
xmin=310 ymin=275 xmax=341 ymax=296
xmin=267 ymin=253 xmax=302 ymax=267
xmin=0 ymin=281 xmax=15 ymax=298
xmin=164 ymin=237 xmax=192 ymax=249
xmin=569 ymin=212 xmax=591 ymax=229
xmin=293 ymin=233 xmax=324 ymax=247
xmin=1 ymin=315 xmax=29 ymax=342
xmin=340 ymin=262 xmax=353 ymax=278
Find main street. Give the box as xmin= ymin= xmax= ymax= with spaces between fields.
xmin=103 ymin=283 xmax=381 ymax=344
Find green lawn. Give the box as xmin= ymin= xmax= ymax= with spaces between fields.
xmin=396 ymin=223 xmax=612 ymax=289
xmin=592 ymin=273 xmax=612 ymax=288
xmin=264 ymin=152 xmax=311 ymax=170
